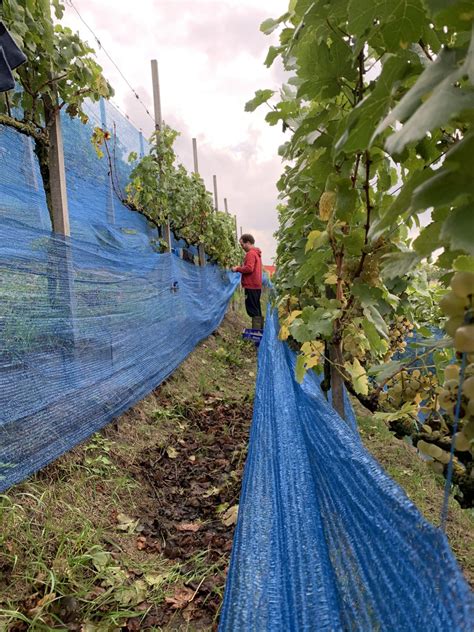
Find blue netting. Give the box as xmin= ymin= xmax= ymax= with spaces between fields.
xmin=0 ymin=100 xmax=238 ymax=491
xmin=219 ymin=310 xmax=473 ymax=631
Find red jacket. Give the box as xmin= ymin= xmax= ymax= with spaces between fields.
xmin=236 ymin=247 xmax=262 ymax=289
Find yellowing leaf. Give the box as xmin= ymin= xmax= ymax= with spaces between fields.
xmin=325 ymin=273 xmax=338 ymax=284
xmin=166 ymin=446 xmax=178 ymax=459
xmin=116 ymin=513 xmax=139 ymax=533
xmin=344 ymin=358 xmax=369 ymax=396
xmin=286 ymin=310 xmax=302 ymax=325
xmin=305 ymin=230 xmax=328 ymax=253
xmin=301 ymin=340 xmax=324 ymax=370
xmin=319 ymin=191 xmax=336 ymax=221
xmin=279 ymin=325 xmax=290 ymax=341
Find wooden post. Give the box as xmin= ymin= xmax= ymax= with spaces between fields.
xmin=47 ymin=93 xmax=77 ymax=349
xmin=234 ymin=214 xmax=238 ymax=241
xmin=240 ymin=226 xmax=243 ymax=237
xmin=192 ymin=138 xmax=206 ymax=267
xmin=139 ymin=131 xmax=145 ymax=159
xmin=49 ymin=109 xmax=70 ymax=236
xmin=151 ymin=59 xmax=171 ymax=253
xmin=192 ymin=137 xmax=199 ymax=174
xmin=213 ymin=175 xmax=219 ymax=212
xmin=224 ymin=197 xmax=229 ymax=214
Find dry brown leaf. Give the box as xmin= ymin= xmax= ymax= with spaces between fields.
xmin=136 ymin=536 xmax=147 ymax=550
xmin=222 ymin=505 xmax=239 ymax=527
xmin=176 ymin=522 xmax=201 ymax=532
xmin=165 ymin=586 xmax=195 ymax=609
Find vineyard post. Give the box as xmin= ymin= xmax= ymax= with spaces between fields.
xmin=151 ymin=59 xmax=171 ymax=252
xmin=41 ymin=0 xmax=77 ymax=347
xmin=192 ymin=137 xmax=206 ymax=267
xmin=213 ymin=175 xmax=219 ymax=211
xmin=223 ymin=198 xmax=234 ymax=309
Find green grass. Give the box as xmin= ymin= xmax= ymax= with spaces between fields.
xmin=0 ymin=308 xmax=252 ymax=631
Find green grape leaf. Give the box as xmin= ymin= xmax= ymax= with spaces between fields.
xmin=363 ymin=304 xmax=389 ymax=337
xmin=373 ymin=48 xmax=461 ymax=139
xmin=260 ymin=14 xmax=289 ymax=35
xmin=381 ymin=251 xmax=422 ymax=279
xmin=412 ymin=222 xmax=442 ymax=256
xmin=245 ymin=89 xmax=275 ymax=112
xmin=453 ymin=255 xmax=474 ymax=273
xmin=368 ymin=169 xmax=433 ymax=241
xmin=412 ymin=133 xmax=474 ymax=211
xmin=386 ymin=84 xmax=474 ymax=156
xmin=336 ymin=54 xmax=414 ymax=154
xmin=440 ymin=206 xmax=474 ymax=256
xmin=290 ymin=319 xmax=313 ymax=343
xmin=362 ymin=318 xmax=389 ymax=356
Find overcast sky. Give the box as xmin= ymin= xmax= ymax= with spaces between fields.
xmin=63 ymin=0 xmax=290 ymax=263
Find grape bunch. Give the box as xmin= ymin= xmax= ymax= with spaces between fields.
xmin=379 ymin=368 xmax=436 ymax=409
xmin=386 ymin=315 xmax=414 ymax=359
xmin=440 ymin=271 xmax=474 ymax=352
xmin=437 ymin=362 xmax=474 ymax=452
xmin=343 ymin=323 xmax=370 ymax=360
xmin=360 ymin=254 xmax=380 ymax=286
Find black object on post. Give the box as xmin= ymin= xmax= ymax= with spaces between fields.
xmin=0 ymin=20 xmax=27 ymax=93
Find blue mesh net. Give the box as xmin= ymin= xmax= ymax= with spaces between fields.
xmin=219 ymin=310 xmax=473 ymax=631
xmin=0 ymin=99 xmax=237 ymax=491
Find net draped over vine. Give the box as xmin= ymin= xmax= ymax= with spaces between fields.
xmin=0 ymin=99 xmax=237 ymax=490
xmin=219 ymin=311 xmax=473 ymax=632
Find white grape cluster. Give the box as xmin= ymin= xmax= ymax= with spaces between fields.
xmin=379 ymin=369 xmax=436 ymax=409
xmin=440 ymin=271 xmax=474 ymax=351
xmin=386 ymin=315 xmax=414 ymax=358
xmin=436 ymin=271 xmax=474 ymax=457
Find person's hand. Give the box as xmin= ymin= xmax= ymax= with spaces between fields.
xmin=231 ymin=266 xmax=238 ymax=272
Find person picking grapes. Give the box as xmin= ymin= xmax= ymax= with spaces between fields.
xmin=232 ymin=234 xmax=263 ymax=329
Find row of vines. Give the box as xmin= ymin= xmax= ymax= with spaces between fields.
xmin=0 ymin=0 xmax=240 ymax=267
xmin=251 ymin=0 xmax=474 ymax=506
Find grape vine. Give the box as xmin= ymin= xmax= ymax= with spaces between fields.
xmin=96 ymin=125 xmax=240 ymax=268
xmin=253 ymin=1 xmax=474 ymax=506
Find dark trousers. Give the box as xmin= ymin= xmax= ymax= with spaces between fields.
xmin=244 ymin=289 xmax=262 ymax=318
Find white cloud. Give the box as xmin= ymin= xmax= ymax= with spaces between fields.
xmin=63 ymin=0 xmax=290 ymax=262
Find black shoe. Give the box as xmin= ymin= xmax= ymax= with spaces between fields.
xmin=0 ymin=47 xmax=14 ymax=92
xmin=0 ymin=22 xmax=27 ymax=69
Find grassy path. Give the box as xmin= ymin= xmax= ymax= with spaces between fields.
xmin=1 ymin=308 xmax=472 ymax=631
xmin=0 ymin=311 xmax=254 ymax=631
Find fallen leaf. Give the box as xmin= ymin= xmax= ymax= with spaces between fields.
xmin=188 ymin=455 xmax=196 ymax=462
xmin=176 ymin=522 xmax=201 ymax=532
xmin=27 ymin=592 xmax=57 ymax=616
xmin=116 ymin=512 xmax=139 ymax=533
xmin=144 ymin=573 xmax=166 ymax=587
xmin=165 ymin=586 xmax=195 ymax=609
xmin=90 ymin=549 xmax=111 ymax=571
xmin=202 ymin=486 xmax=220 ymax=498
xmin=222 ymin=505 xmax=239 ymax=527
xmin=166 ymin=446 xmax=178 ymax=459
xmin=136 ymin=536 xmax=147 ymax=550
xmin=115 ymin=580 xmax=148 ymax=606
